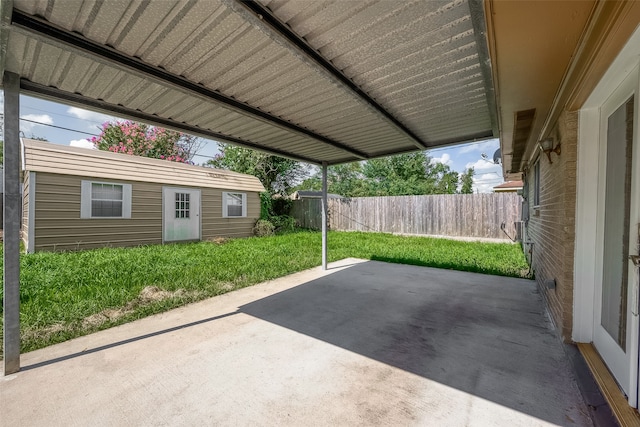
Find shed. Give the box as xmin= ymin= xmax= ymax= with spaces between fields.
xmin=492 ymin=181 xmax=523 ymax=193
xmin=21 ymin=139 xmax=265 ymax=252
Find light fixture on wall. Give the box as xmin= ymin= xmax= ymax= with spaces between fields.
xmin=538 ymin=138 xmax=561 ymax=164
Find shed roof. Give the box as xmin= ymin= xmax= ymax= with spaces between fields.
xmin=492 ymin=180 xmax=523 ymax=192
xmin=21 ymin=139 xmax=266 ymax=193
xmin=1 ymin=0 xmax=497 ymax=166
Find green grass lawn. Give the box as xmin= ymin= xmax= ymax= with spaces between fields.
xmin=0 ymin=231 xmax=529 ymax=356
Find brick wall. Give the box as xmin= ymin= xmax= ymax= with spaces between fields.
xmin=523 ymin=110 xmax=577 ymax=341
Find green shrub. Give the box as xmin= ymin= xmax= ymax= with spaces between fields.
xmin=271 ymin=198 xmax=292 ymax=216
xmin=259 ymin=192 xmax=295 ymax=233
xmin=253 ymin=219 xmax=275 ymax=237
xmin=271 ymin=215 xmax=296 ymax=232
xmin=259 ymin=192 xmax=272 ymax=220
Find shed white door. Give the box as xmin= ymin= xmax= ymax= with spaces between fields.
xmin=163 ymin=187 xmax=201 ymax=242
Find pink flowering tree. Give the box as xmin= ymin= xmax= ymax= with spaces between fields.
xmin=91 ymin=120 xmax=201 ymax=163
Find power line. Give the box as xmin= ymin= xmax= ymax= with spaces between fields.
xmin=19 ymin=117 xmax=100 ymax=136
xmin=15 ymin=116 xmax=223 ymax=160
xmin=22 ymin=104 xmax=108 ymax=125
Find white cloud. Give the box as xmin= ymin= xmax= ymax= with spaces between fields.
xmin=22 ymin=113 xmax=53 ymax=125
xmin=473 ymin=172 xmax=504 ymax=193
xmin=20 ymin=114 xmax=54 ymax=135
xmin=457 ymin=138 xmax=500 ymax=154
xmin=67 ymin=107 xmax=116 ymax=130
xmin=465 ymin=158 xmax=503 ymax=171
xmin=69 ymin=139 xmax=96 ymax=149
xmin=430 ymin=153 xmax=453 ymax=166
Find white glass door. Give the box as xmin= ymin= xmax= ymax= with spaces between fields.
xmin=593 ymin=69 xmax=640 ymax=399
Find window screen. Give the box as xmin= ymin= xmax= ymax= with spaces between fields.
xmin=91 ymin=183 xmax=123 ymax=217
xmin=226 ymin=193 xmax=244 ymax=217
xmin=533 ymin=160 xmax=540 ymax=207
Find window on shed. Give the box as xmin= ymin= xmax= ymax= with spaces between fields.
xmin=222 ymin=192 xmax=247 ymax=218
xmin=175 ymin=192 xmax=191 ymax=219
xmin=81 ymin=180 xmax=132 ymax=219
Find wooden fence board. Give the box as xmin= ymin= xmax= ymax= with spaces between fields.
xmin=291 ymin=193 xmax=522 ymax=240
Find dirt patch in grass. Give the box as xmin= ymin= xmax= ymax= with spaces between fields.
xmin=21 ymin=323 xmax=65 ymax=343
xmin=82 ymin=286 xmax=192 ymax=328
xmin=138 ymin=286 xmax=175 ymax=304
xmin=219 ymin=282 xmax=235 ymax=292
xmin=11 ymin=286 xmax=199 ymax=357
xmin=206 ymin=236 xmax=229 ymax=245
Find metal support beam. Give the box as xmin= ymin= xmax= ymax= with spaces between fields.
xmin=20 ymin=81 xmax=323 ymax=166
xmin=468 ymin=0 xmax=499 ymax=139
xmin=237 ymin=0 xmax=429 ymax=151
xmin=3 ymin=71 xmax=21 ymax=375
xmin=321 ymin=162 xmax=328 ymax=271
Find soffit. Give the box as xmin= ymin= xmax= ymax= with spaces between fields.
xmin=485 ymin=0 xmax=595 ymax=179
xmin=1 ymin=0 xmax=497 ymax=165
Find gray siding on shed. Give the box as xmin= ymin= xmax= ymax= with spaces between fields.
xmin=202 ymin=191 xmax=260 ymax=239
xmin=27 ymin=172 xmax=260 ymax=252
xmin=32 ymin=172 xmax=162 ymax=251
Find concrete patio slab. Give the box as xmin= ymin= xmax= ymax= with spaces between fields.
xmin=1 ymin=259 xmax=592 ymax=426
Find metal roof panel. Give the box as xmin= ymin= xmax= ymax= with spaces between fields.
xmin=5 ymin=0 xmax=497 ymax=165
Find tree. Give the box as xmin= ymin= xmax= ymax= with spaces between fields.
xmin=362 ymin=152 xmax=429 ymax=195
xmin=296 ymin=152 xmax=462 ymax=197
xmin=459 ymin=167 xmax=475 ymax=194
xmin=296 ymin=162 xmax=367 ymax=197
xmin=362 ymin=152 xmax=459 ymax=196
xmin=427 ymin=162 xmax=459 ymax=194
xmin=207 ymin=143 xmax=305 ymax=195
xmin=91 ymin=120 xmax=201 ymax=163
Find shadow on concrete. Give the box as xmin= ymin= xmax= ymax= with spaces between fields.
xmin=369 ymin=254 xmax=526 ymax=278
xmin=239 ymin=260 xmax=577 ymax=425
xmin=20 ymin=311 xmax=240 ymax=371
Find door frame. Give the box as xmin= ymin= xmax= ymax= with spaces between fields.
xmin=161 ymin=186 xmax=202 ymax=243
xmin=575 ymin=26 xmax=640 ymax=406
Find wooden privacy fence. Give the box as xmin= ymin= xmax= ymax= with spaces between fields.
xmin=290 ymin=193 xmax=522 ymax=240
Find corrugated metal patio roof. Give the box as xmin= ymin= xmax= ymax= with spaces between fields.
xmin=1 ymin=0 xmax=497 ymax=165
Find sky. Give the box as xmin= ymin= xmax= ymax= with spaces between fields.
xmin=0 ymin=92 xmax=505 ymax=193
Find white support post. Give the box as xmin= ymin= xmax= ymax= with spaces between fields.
xmin=3 ymin=71 xmax=21 ymax=375
xmin=321 ymin=162 xmax=328 ymax=271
